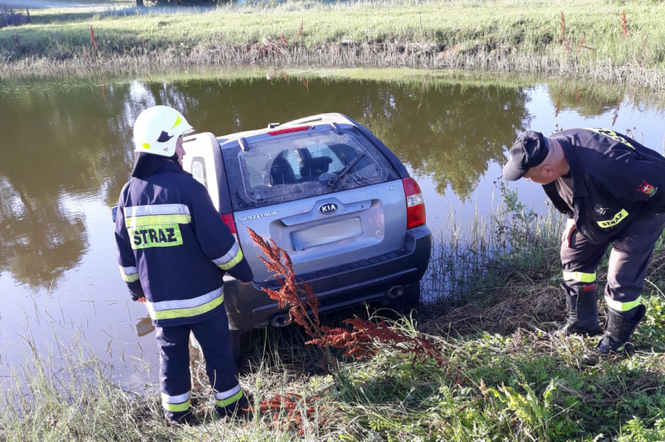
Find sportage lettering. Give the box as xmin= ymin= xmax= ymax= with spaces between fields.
xmin=130 ymin=225 xmax=183 ymax=249
xmin=238 ymin=211 xmax=278 ymax=222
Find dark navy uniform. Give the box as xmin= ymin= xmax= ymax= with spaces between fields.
xmin=115 ymin=159 xmax=253 ymax=421
xmin=543 ymin=128 xmax=665 ymax=315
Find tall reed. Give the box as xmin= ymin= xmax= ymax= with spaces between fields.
xmin=2 ymin=0 xmax=665 ymax=88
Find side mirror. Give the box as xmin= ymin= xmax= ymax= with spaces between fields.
xmin=110 ymin=206 xmax=118 ymax=223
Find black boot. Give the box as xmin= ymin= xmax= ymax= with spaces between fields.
xmin=595 ymin=304 xmax=647 ymax=355
xmin=164 ymin=409 xmax=194 ymax=425
xmin=216 ymin=394 xmax=249 ymax=419
xmin=554 ymin=283 xmax=602 ymax=337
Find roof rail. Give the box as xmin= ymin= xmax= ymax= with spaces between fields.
xmin=288 ymin=116 xmax=323 ymax=126
xmin=238 ymin=137 xmax=249 ymax=151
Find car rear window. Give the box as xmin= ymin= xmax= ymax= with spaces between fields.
xmin=221 ymin=127 xmax=400 ymax=211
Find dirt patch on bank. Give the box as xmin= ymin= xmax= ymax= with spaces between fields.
xmin=421 ymin=283 xmax=567 ymax=337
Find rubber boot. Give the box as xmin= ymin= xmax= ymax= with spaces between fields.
xmin=216 ymin=394 xmax=249 ymax=419
xmin=554 ymin=283 xmax=602 ymax=337
xmin=596 ymin=304 xmax=647 ymax=355
xmin=165 ymin=409 xmax=194 ymax=425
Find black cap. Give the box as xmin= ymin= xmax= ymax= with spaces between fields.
xmin=502 ymin=131 xmax=549 ymax=181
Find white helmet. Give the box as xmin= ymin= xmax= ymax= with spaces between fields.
xmin=133 ymin=105 xmax=193 ymax=157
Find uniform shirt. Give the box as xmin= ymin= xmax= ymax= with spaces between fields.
xmin=554 ymin=173 xmax=574 ymax=213
xmin=542 ymin=128 xmax=665 ymax=244
xmin=114 ymin=160 xmax=253 ymax=327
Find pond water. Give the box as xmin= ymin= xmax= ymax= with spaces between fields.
xmin=0 ymin=70 xmax=663 ymax=386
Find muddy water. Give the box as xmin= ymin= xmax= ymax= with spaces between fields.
xmin=0 ymin=72 xmax=663 ymax=385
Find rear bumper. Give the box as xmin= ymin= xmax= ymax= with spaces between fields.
xmin=223 ymin=225 xmax=432 ymax=331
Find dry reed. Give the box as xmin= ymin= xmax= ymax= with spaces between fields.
xmin=2 ymin=41 xmax=665 ymax=90
xmin=247 ymin=227 xmax=450 ymax=370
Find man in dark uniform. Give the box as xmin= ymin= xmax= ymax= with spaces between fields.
xmin=502 ymin=128 xmax=665 ymax=355
xmin=114 ymin=105 xmax=253 ymax=423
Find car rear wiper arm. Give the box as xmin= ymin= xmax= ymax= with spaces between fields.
xmin=328 ymin=153 xmax=365 ymax=187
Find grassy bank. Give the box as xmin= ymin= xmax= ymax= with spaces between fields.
xmin=3 ymin=187 xmax=665 ymax=441
xmin=1 ymin=0 xmax=665 ymax=87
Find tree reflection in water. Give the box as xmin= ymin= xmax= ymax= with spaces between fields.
xmin=0 ymin=75 xmax=531 ymax=290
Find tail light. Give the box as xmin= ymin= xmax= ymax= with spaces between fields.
xmin=221 ymin=213 xmax=237 ymax=235
xmin=402 ymin=178 xmax=426 ymax=229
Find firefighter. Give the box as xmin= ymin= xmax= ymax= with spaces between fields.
xmin=114 ymin=105 xmax=253 ymax=423
xmin=502 ymin=128 xmax=665 ymax=356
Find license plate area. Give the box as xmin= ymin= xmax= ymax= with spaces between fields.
xmin=291 ymin=217 xmax=363 ymax=251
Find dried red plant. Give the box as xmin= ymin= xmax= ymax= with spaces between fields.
xmin=559 ymin=12 xmax=565 ymax=43
xmin=621 ymin=10 xmax=628 ymax=40
xmin=257 ymin=394 xmax=331 ymax=436
xmin=248 ymin=228 xmax=448 ymax=371
xmin=89 ymin=25 xmax=98 ymax=51
xmin=554 ymin=89 xmax=562 ymax=117
xmin=296 ymin=20 xmax=303 ymax=42
xmin=576 ymin=36 xmax=584 ymax=54
xmin=612 ymin=101 xmax=621 ymax=127
xmin=247 ymin=228 xmax=321 ymax=341
xmin=259 ymin=393 xmax=332 ymax=436
xmin=309 ymin=317 xmax=448 ymax=368
xmin=577 ymin=36 xmax=596 ymax=53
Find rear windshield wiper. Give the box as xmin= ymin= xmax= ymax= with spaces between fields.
xmin=328 ymin=153 xmax=365 ymax=187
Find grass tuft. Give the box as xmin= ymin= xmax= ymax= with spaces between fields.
xmin=3 ymin=183 xmax=665 ymax=440
xmin=2 ymin=0 xmax=665 ymax=87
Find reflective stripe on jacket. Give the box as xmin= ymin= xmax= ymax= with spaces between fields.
xmin=543 ymin=128 xmax=665 ymax=244
xmin=114 ymin=160 xmax=253 ymax=326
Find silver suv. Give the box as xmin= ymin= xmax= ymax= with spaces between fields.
xmin=182 ymin=113 xmax=431 ymax=333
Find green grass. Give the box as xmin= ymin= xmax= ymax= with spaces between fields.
xmin=2 ymin=0 xmax=665 ymax=86
xmin=3 ymin=184 xmax=665 ymax=441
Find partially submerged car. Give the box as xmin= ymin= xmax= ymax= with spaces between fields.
xmin=181 ymin=113 xmax=431 ymax=337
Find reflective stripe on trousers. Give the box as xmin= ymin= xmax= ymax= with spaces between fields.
xmin=561 ymin=213 xmax=665 ymax=312
xmin=214 ymin=384 xmax=244 ymax=408
xmin=563 ymin=271 xmax=596 ymax=283
xmin=162 ymin=391 xmax=191 ymax=412
xmin=156 ymin=311 xmax=239 ymax=419
xmin=605 ymin=295 xmax=643 ymax=312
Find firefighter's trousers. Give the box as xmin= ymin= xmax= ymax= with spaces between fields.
xmin=561 ymin=212 xmax=665 ymax=316
xmin=155 ymin=311 xmax=244 ymax=421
